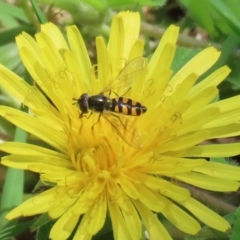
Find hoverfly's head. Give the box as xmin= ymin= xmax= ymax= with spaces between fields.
xmin=72 ymin=93 xmax=89 ymax=113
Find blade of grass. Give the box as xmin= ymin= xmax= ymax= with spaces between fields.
xmin=209 ymin=0 xmax=240 ymax=38
xmin=0 ymin=127 xmax=27 ymax=229
xmin=0 ymin=219 xmax=34 ymax=240
xmin=0 ymin=2 xmax=29 ymax=24
xmin=0 ymin=2 xmax=29 ymax=29
xmin=29 ymin=0 xmax=47 ymax=24
xmin=230 ymin=207 xmax=240 ymax=240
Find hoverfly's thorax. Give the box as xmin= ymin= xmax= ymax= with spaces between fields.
xmin=104 ymin=98 xmax=112 ymax=110
xmin=88 ymin=94 xmax=112 ymax=112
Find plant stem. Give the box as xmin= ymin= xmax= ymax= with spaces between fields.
xmin=141 ymin=22 xmax=240 ymax=58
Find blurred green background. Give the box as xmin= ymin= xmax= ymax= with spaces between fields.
xmin=0 ymin=0 xmax=240 ymax=239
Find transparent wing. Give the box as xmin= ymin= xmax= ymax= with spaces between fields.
xmin=101 ymin=57 xmax=147 ymax=96
xmin=102 ymin=112 xmax=142 ymax=149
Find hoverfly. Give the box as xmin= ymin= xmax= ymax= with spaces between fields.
xmin=73 ymin=57 xmax=147 ymax=148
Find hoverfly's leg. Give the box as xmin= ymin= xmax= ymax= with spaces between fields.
xmin=80 ymin=111 xmax=93 ymax=119
xmin=92 ymin=113 xmax=102 ymax=130
xmin=86 ymin=112 xmax=93 ymax=119
xmin=79 ymin=112 xmax=84 ymax=118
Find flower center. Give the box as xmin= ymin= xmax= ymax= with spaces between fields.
xmin=70 ymin=140 xmax=122 ymax=198
xmin=98 ymin=169 xmax=111 ymax=180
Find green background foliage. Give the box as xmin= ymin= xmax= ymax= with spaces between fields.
xmin=0 ymin=0 xmax=240 ymax=239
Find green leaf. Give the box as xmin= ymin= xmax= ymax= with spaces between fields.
xmin=180 ymin=0 xmax=215 ymax=35
xmin=94 ymin=231 xmax=114 ymax=240
xmin=30 ymin=0 xmax=47 ymax=24
xmin=0 ymin=127 xmax=27 ymax=229
xmin=230 ymin=207 xmax=240 ymax=240
xmin=0 ymin=11 xmax=19 ymax=29
xmin=0 ymin=26 xmax=34 ymax=46
xmin=0 ymin=220 xmax=34 ymax=240
xmin=31 ymin=213 xmax=52 ymax=231
xmin=210 ymin=157 xmax=229 ymax=164
xmin=36 ymin=221 xmax=55 ymax=240
xmin=32 ymin=180 xmax=44 ymax=193
xmin=0 ymin=166 xmax=24 ymax=229
xmin=0 ymin=43 xmax=22 ymax=75
xmin=209 ymin=0 xmax=240 ymax=38
xmin=0 ymin=2 xmax=29 ymax=28
xmin=216 ymin=34 xmax=239 ymax=67
xmin=226 ymin=1 xmax=240 ymax=22
xmin=224 ymin=211 xmax=236 ymax=225
xmin=0 ymin=116 xmax=15 ymax=138
xmin=180 ymin=0 xmax=240 ymax=37
xmin=219 ymin=62 xmax=240 ymax=98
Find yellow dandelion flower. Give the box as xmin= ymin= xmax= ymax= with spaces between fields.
xmin=1 ymin=11 xmax=240 ymax=240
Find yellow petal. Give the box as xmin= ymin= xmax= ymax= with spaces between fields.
xmin=189 ymin=66 xmax=231 ymax=96
xmin=67 ymin=25 xmax=92 ymax=93
xmin=1 ymin=155 xmax=72 ymax=170
xmin=137 ymin=185 xmax=165 ymax=212
xmin=170 ymin=47 xmax=220 ymax=87
xmin=162 ymin=198 xmax=200 ymax=234
xmin=207 ymin=123 xmax=240 ymax=138
xmin=0 ymin=106 xmax=67 ymax=153
xmin=194 ymin=161 xmax=240 ymax=181
xmin=41 ymin=23 xmax=69 ymax=50
xmin=161 ymin=131 xmax=209 ymax=153
xmin=185 ymin=142 xmax=240 ymax=157
xmin=0 ymin=142 xmax=67 ymax=158
xmin=96 ymin=36 xmax=109 ymax=89
xmin=108 ymin=200 xmax=132 ymax=240
xmin=86 ymin=195 xmax=107 ymax=235
xmin=6 ymin=188 xmax=56 ymax=220
xmin=120 ymin=194 xmax=142 ymax=240
xmin=134 ymin=200 xmax=172 ymax=240
xmin=108 ymin=12 xmax=140 ymax=69
xmin=50 ymin=210 xmax=79 ymax=240
xmin=175 ymin=172 xmax=240 ymax=191
xmin=149 ymin=25 xmax=178 ymax=73
xmin=181 ymin=198 xmax=230 ymax=232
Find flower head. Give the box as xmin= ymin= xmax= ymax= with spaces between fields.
xmin=1 ymin=11 xmax=240 ymax=240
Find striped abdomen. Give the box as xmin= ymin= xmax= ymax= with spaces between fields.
xmin=110 ymin=97 xmax=147 ymax=116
